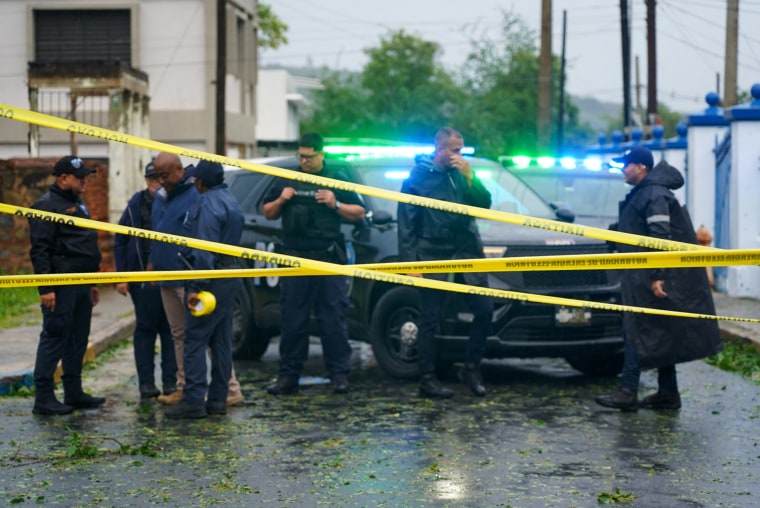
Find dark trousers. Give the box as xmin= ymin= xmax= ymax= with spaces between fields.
xmin=620 ymin=332 xmax=678 ymax=393
xmin=183 ymin=278 xmax=240 ymax=406
xmin=278 ymin=275 xmax=352 ymax=378
xmin=128 ymin=283 xmax=177 ymax=389
xmin=34 ymin=285 xmax=93 ymax=401
xmin=417 ymin=286 xmax=493 ymax=375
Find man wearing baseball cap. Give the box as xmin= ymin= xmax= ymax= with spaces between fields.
xmin=166 ymin=160 xmax=244 ymax=418
xmin=28 ymin=156 xmax=105 ymax=415
xmin=596 ymin=147 xmax=722 ymax=412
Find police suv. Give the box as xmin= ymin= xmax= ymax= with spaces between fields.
xmin=226 ymin=148 xmax=624 ymax=378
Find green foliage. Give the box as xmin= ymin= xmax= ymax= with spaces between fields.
xmin=597 ymin=488 xmax=635 ymax=504
xmin=301 ymin=9 xmax=591 ymax=156
xmin=258 ymin=3 xmax=288 ymax=50
xmin=705 ymin=338 xmax=760 ymax=384
xmin=0 ymin=286 xmax=39 ymax=327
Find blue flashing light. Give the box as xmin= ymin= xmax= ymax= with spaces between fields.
xmin=384 ymin=170 xmax=410 ymax=180
xmin=559 ymin=157 xmax=577 ymax=170
xmin=582 ymin=158 xmax=603 ymax=171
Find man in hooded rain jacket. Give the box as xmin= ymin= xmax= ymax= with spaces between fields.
xmin=596 ymin=146 xmax=722 ymax=412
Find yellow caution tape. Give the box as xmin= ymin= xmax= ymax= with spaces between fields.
xmin=0 ymin=103 xmax=717 ymax=253
xmin=0 ymin=203 xmax=757 ymax=324
xmin=4 ymin=248 xmax=760 ymax=289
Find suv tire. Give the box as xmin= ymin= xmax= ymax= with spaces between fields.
xmin=232 ymin=283 xmax=271 ymax=360
xmin=370 ymin=286 xmax=422 ymax=379
xmin=565 ymin=352 xmax=624 ymax=377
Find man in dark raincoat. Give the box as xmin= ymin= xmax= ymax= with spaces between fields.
xmin=596 ymin=146 xmax=722 ymax=412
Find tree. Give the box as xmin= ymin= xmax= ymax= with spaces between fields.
xmin=302 ymin=30 xmax=460 ymax=141
xmin=258 ymin=2 xmax=288 ymax=50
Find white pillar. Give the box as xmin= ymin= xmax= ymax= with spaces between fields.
xmin=686 ymin=93 xmax=729 ymax=241
xmin=724 ymin=84 xmax=760 ymax=297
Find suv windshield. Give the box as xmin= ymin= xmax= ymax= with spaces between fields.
xmin=355 ymin=158 xmax=555 ymax=220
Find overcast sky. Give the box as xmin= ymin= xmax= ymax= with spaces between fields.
xmin=262 ymin=0 xmax=760 ymax=113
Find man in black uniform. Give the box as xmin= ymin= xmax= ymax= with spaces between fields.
xmin=262 ymin=133 xmax=365 ymax=395
xmin=28 ymin=156 xmax=106 ymax=415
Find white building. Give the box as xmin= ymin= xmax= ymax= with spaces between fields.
xmin=0 ymin=0 xmax=259 ymax=219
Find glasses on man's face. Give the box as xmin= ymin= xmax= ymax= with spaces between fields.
xmin=296 ymin=152 xmax=321 ymax=161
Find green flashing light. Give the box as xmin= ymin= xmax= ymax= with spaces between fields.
xmin=536 ymin=156 xmax=556 ymax=168
xmin=511 ymin=155 xmax=531 ymax=168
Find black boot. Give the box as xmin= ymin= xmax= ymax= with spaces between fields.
xmin=33 ymin=398 xmax=74 ymax=416
xmin=595 ymin=388 xmax=638 ymax=412
xmin=266 ymin=376 xmax=299 ymax=395
xmin=166 ymin=400 xmax=208 ymax=419
xmin=640 ymin=391 xmax=681 ymax=410
xmin=64 ymin=392 xmax=106 ymax=409
xmin=331 ymin=376 xmax=349 ymax=394
xmin=419 ymin=374 xmax=454 ymax=399
xmin=458 ymin=363 xmax=486 ymax=396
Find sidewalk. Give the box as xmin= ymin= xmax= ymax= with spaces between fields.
xmin=0 ymin=287 xmax=758 ymax=393
xmin=0 ymin=285 xmax=135 ymax=394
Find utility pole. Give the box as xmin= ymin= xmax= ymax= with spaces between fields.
xmin=537 ymin=0 xmax=553 ymax=151
xmin=635 ymin=55 xmax=643 ymax=125
xmin=557 ymin=10 xmax=567 ymax=153
xmin=215 ymin=0 xmax=226 ymax=155
xmin=620 ymin=0 xmax=632 ymax=135
xmin=646 ymin=0 xmax=657 ymax=126
xmin=724 ymin=0 xmax=739 ymax=107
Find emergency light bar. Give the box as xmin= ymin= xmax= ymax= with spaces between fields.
xmin=325 ymin=144 xmax=475 ymax=159
xmin=499 ymin=155 xmax=613 ymax=172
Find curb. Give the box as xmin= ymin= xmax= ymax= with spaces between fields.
xmin=0 ymin=316 xmax=135 ymax=395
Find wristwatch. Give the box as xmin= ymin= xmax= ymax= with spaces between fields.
xmin=334 ymin=201 xmax=341 ymax=211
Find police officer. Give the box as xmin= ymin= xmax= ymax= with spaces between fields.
xmin=114 ymin=160 xmax=177 ymax=399
xmin=28 ymin=156 xmax=106 ymax=415
xmin=166 ymin=161 xmax=244 ymax=419
xmin=262 ymin=133 xmax=365 ymax=395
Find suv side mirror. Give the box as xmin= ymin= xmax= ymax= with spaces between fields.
xmin=371 ymin=209 xmax=394 ymax=225
xmin=550 ymin=201 xmax=575 ymax=223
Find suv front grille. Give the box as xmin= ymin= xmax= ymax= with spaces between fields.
xmin=497 ymin=243 xmax=618 ymax=290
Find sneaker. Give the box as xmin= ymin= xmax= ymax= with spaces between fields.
xmin=458 ymin=364 xmax=486 ymax=397
xmin=165 ymin=400 xmax=207 ymax=419
xmin=64 ymin=393 xmax=106 ymax=409
xmin=331 ymin=376 xmax=349 ymax=394
xmin=226 ymin=392 xmax=245 ymax=406
xmin=595 ymin=388 xmax=639 ymax=412
xmin=266 ymin=376 xmax=299 ymax=395
xmin=206 ymin=400 xmax=227 ymax=415
xmin=640 ymin=391 xmax=681 ymax=410
xmin=33 ymin=399 xmax=74 ymax=416
xmin=139 ymin=384 xmax=161 ymax=399
xmin=157 ymin=389 xmax=184 ymax=406
xmin=419 ymin=374 xmax=454 ymax=399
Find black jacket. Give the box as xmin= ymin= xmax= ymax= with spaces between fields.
xmin=613 ymin=160 xmax=722 ymax=369
xmin=114 ymin=189 xmax=153 ymax=273
xmin=397 ymin=155 xmax=491 ymax=285
xmin=29 ymin=183 xmax=101 ymax=294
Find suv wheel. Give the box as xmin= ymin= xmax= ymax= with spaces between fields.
xmin=232 ymin=284 xmax=271 ymax=360
xmin=565 ymin=352 xmax=624 ymax=377
xmin=370 ymin=287 xmax=421 ymax=379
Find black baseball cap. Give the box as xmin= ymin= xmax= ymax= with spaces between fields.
xmin=53 ymin=156 xmax=95 ymax=177
xmin=144 ymin=159 xmax=156 ymax=177
xmin=612 ymin=146 xmax=654 ymax=170
xmin=186 ymin=160 xmax=224 ymax=183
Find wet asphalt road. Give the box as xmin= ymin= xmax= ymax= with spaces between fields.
xmin=0 ymin=341 xmax=758 ymax=507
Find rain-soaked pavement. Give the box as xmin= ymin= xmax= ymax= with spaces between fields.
xmin=0 ymin=340 xmax=758 ymax=507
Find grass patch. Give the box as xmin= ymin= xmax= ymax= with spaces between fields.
xmin=705 ymin=337 xmax=760 ymax=384
xmin=0 ymin=286 xmax=39 ymax=327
